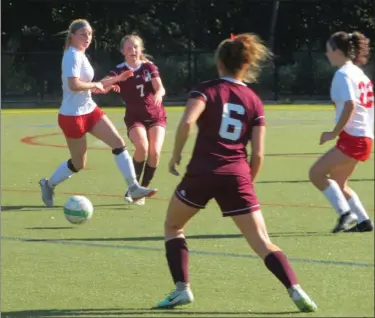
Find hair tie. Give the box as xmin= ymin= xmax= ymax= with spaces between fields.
xmin=230 ymin=33 xmax=236 ymax=40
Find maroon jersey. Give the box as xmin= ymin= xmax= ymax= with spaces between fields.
xmin=186 ymin=77 xmax=265 ymax=176
xmin=110 ymin=61 xmax=165 ymax=120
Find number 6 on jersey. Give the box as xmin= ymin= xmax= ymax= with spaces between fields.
xmin=219 ymin=103 xmax=245 ymax=141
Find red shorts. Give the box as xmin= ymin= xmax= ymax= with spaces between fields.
xmin=58 ymin=107 xmax=105 ymax=139
xmin=175 ymin=174 xmax=260 ymax=217
xmin=125 ymin=116 xmax=167 ymax=135
xmin=336 ymin=131 xmax=373 ymax=162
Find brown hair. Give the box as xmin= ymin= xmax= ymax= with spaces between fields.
xmin=120 ymin=34 xmax=150 ymax=62
xmin=216 ymin=33 xmax=271 ymax=83
xmin=64 ymin=19 xmax=91 ymax=51
xmin=328 ymin=31 xmax=370 ymax=65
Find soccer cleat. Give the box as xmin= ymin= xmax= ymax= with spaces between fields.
xmin=156 ymin=287 xmax=194 ymax=308
xmin=129 ymin=186 xmax=157 ymax=202
xmin=39 ymin=178 xmax=54 ymax=207
xmin=344 ymin=219 xmax=374 ymax=233
xmin=134 ymin=197 xmax=146 ymax=206
xmin=332 ymin=212 xmax=358 ymax=233
xmin=124 ymin=190 xmax=133 ymax=203
xmin=288 ymin=285 xmax=317 ymax=313
xmin=124 ymin=191 xmax=146 ymax=206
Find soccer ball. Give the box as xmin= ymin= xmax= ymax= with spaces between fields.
xmin=63 ymin=195 xmax=94 ymax=225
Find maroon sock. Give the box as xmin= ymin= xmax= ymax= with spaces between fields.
xmin=133 ymin=159 xmax=145 ymax=182
xmin=165 ymin=238 xmax=189 ymax=284
xmin=264 ymin=251 xmax=298 ymax=288
xmin=141 ymin=163 xmax=156 ymax=187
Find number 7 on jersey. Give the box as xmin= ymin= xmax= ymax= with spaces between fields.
xmin=136 ymin=84 xmax=145 ymax=97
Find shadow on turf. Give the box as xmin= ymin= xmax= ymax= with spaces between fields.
xmin=1 ymin=205 xmax=54 ymax=211
xmin=257 ymin=178 xmax=374 ymax=184
xmin=25 ymin=226 xmax=76 ymax=230
xmin=26 ymin=231 xmax=332 ymax=242
xmin=1 ymin=204 xmax=132 ymax=212
xmin=1 ymin=308 xmax=301 ymax=317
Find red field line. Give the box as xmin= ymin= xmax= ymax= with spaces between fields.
xmin=20 ymin=133 xmax=318 ymax=158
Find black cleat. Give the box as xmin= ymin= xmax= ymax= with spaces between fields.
xmin=332 ymin=212 xmax=358 ymax=233
xmin=344 ymin=219 xmax=374 ymax=233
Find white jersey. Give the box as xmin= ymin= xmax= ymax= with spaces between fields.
xmin=330 ymin=61 xmax=374 ymax=139
xmin=59 ymin=46 xmax=97 ymax=116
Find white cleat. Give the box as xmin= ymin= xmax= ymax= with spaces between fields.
xmin=129 ymin=185 xmax=157 ymax=202
xmin=124 ymin=190 xmax=133 ymax=204
xmin=156 ymin=287 xmax=194 ymax=308
xmin=134 ymin=197 xmax=145 ymax=206
xmin=288 ymin=285 xmax=317 ymax=313
xmin=124 ymin=190 xmax=145 ymax=205
xmin=39 ymin=178 xmax=54 ymax=207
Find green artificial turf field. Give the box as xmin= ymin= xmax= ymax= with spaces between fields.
xmin=1 ymin=105 xmax=374 ymax=317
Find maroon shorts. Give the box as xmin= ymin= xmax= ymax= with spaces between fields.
xmin=125 ymin=116 xmax=167 ymax=135
xmin=336 ymin=131 xmax=373 ymax=162
xmin=58 ymin=107 xmax=105 ymax=139
xmin=175 ymin=174 xmax=260 ymax=217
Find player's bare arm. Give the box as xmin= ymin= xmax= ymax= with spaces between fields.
xmin=152 ymin=77 xmax=166 ymax=106
xmin=331 ymin=99 xmax=355 ymax=135
xmin=100 ymin=70 xmax=134 ymax=88
xmin=320 ymin=100 xmax=355 ymax=145
xmin=169 ymin=98 xmax=206 ymax=175
xmin=250 ymin=125 xmax=265 ymax=181
xmin=68 ymin=76 xmax=104 ymax=92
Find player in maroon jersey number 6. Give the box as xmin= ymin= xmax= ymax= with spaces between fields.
xmin=309 ymin=31 xmax=374 ymax=233
xmin=155 ymin=33 xmax=317 ymax=312
xmin=108 ymin=34 xmax=167 ymax=206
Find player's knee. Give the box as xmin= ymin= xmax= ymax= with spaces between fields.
xmin=164 ymin=221 xmax=184 ymax=238
xmin=253 ymin=240 xmax=279 ymax=260
xmin=69 ymin=158 xmax=84 ymax=172
xmin=112 ymin=146 xmax=127 ymax=155
xmin=135 ymin=141 xmax=148 ymax=158
xmin=308 ymin=166 xmax=319 ymax=184
xmin=112 ymin=136 xmax=126 ymax=149
xmin=148 ymin=146 xmax=161 ymax=164
xmin=164 ymin=218 xmax=181 ymax=231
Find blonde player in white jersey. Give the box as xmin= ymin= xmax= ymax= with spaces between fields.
xmin=39 ymin=19 xmax=157 ymax=207
xmin=309 ymin=31 xmax=374 ymax=233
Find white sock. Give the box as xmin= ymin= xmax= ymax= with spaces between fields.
xmin=323 ymin=179 xmax=351 ymax=216
xmin=48 ymin=161 xmax=74 ymax=188
xmin=347 ymin=191 xmax=370 ymax=223
xmin=114 ymin=149 xmax=139 ymax=188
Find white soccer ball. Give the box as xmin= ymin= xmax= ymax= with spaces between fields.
xmin=63 ymin=195 xmax=94 ymax=225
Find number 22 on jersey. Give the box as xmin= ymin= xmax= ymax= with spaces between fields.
xmin=219 ymin=103 xmax=245 ymax=141
xmin=358 ymin=81 xmax=374 ymax=108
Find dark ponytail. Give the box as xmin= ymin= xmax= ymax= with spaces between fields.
xmin=328 ymin=31 xmax=370 ymax=65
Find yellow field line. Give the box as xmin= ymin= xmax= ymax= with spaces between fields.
xmin=2 ymin=105 xmax=333 ymax=114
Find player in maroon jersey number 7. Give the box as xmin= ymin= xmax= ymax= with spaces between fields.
xmin=309 ymin=31 xmax=374 ymax=233
xmin=108 ymin=34 xmax=167 ymax=206
xmin=155 ymin=33 xmax=317 ymax=312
